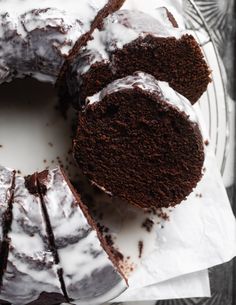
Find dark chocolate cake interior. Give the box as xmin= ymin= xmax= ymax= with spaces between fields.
xmin=76 ymin=34 xmax=211 ymax=106
xmin=74 ymin=88 xmax=204 ymax=210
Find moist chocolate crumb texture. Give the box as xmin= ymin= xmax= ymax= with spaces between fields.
xmin=0 ymin=0 xmax=125 ymax=84
xmin=0 ymin=167 xmax=127 ymax=305
xmin=74 ymin=72 xmax=205 ymax=210
xmin=65 ymin=8 xmax=211 ymax=109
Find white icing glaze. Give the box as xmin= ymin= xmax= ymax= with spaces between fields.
xmin=87 ymin=72 xmax=198 ymax=123
xmin=0 ymin=166 xmax=14 ymax=241
xmin=121 ymin=0 xmax=185 ymax=29
xmin=0 ymin=175 xmax=62 ymax=305
xmin=0 ymin=0 xmax=106 ymax=22
xmin=41 ymin=167 xmax=127 ymax=303
xmin=74 ymin=9 xmax=185 ymax=76
xmin=0 ymin=0 xmax=108 ymax=83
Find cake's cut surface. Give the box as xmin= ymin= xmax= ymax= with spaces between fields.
xmin=74 ymin=72 xmax=205 ymax=210
xmin=37 ymin=167 xmax=127 ymax=304
xmin=65 ymin=9 xmax=211 ymax=108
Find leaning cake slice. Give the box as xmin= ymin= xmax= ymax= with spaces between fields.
xmin=64 ymin=9 xmax=210 ymax=109
xmin=73 ymin=72 xmax=205 ymax=210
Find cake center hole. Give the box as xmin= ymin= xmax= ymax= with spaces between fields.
xmin=0 ymin=78 xmax=77 ymax=178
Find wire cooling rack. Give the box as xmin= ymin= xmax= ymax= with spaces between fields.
xmin=184 ymin=0 xmax=230 ymax=176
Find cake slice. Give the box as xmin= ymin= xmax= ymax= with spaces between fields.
xmin=73 ymin=72 xmax=205 ymax=210
xmin=64 ymin=9 xmax=210 ymax=109
xmin=0 ymin=167 xmax=127 ymax=304
xmin=37 ymin=167 xmax=127 ymax=305
xmin=0 ymin=174 xmax=67 ymax=305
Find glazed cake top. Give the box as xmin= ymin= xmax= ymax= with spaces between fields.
xmin=0 ymin=0 xmax=109 ymax=82
xmin=0 ymin=0 xmax=108 ymax=54
xmin=0 ymin=175 xmax=62 ymax=305
xmin=87 ymin=72 xmax=198 ymax=123
xmin=0 ymin=0 xmax=108 ymax=31
xmin=75 ymin=9 xmax=185 ymax=75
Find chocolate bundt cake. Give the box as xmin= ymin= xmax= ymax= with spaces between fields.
xmin=64 ymin=9 xmax=211 ymax=109
xmin=74 ymin=72 xmax=205 ymax=210
xmin=0 ymin=167 xmax=127 ymax=305
xmin=0 ymin=2 xmax=210 ymax=303
xmin=0 ymin=0 xmax=125 ymax=84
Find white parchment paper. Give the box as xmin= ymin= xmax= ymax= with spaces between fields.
xmin=114 ymin=270 xmax=210 ymax=302
xmin=119 ymin=100 xmax=236 ymax=283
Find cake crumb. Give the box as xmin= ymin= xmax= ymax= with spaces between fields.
xmin=146 ymin=208 xmax=169 ymax=221
xmin=105 ymin=235 xmax=114 ymax=247
xmin=138 ymin=241 xmax=144 ymax=258
xmin=104 ymin=234 xmax=124 ymax=262
xmin=157 ymin=209 xmax=169 ymax=221
xmin=48 ymin=142 xmax=53 ymax=147
xmin=43 ymin=159 xmax=47 ymax=163
xmin=17 ymin=170 xmax=21 ymax=174
xmin=204 ymin=140 xmax=209 ymax=146
xmin=97 ymin=223 xmax=109 ymax=234
xmin=112 ymin=248 xmax=124 ymax=262
xmin=142 ymin=218 xmax=154 ymax=232
xmin=195 ymin=193 xmax=202 ymax=198
xmin=119 ymin=258 xmax=135 ymax=277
